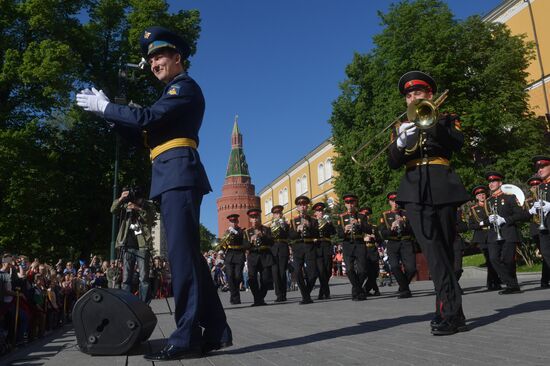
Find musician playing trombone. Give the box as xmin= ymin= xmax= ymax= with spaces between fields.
xmin=527 ymin=156 xmax=550 ymax=287
xmin=388 ymin=71 xmax=470 ymax=335
xmin=485 ymin=172 xmax=530 ymax=295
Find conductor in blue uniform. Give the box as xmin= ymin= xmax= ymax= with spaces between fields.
xmin=76 ymin=26 xmax=232 ymax=361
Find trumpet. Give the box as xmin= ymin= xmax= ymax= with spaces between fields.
xmin=490 ymin=200 xmax=504 ymax=242
xmin=271 ymin=217 xmax=286 ymax=238
xmin=536 ymin=185 xmax=548 ymax=232
xmin=351 ymin=89 xmax=449 ymax=168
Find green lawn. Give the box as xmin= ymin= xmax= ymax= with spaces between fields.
xmin=462 ymin=253 xmax=542 ymax=273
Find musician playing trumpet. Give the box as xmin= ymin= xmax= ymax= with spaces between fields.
xmin=485 ymin=172 xmax=530 ymax=295
xmin=527 ymin=156 xmax=550 ymax=288
xmin=312 ymin=202 xmax=336 ymax=300
xmin=244 ymin=208 xmax=274 ymax=307
xmin=270 ymin=205 xmax=290 ymax=302
xmin=339 ymin=193 xmax=371 ymax=301
xmin=290 ymin=196 xmax=319 ymax=305
xmin=220 ymin=214 xmax=245 ymax=305
xmin=379 ymin=192 xmax=416 ymax=299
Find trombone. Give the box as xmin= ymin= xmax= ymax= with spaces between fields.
xmin=351 ymin=89 xmax=449 ymax=168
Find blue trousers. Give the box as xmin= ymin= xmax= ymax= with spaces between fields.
xmin=160 ymin=188 xmax=229 ymax=348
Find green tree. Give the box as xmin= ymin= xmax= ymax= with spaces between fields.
xmin=330 ymin=0 xmax=549 ymax=219
xmin=200 ymin=224 xmax=216 ymax=253
xmin=0 ymin=0 xmax=202 ymax=261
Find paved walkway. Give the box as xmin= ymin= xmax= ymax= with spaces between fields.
xmin=2 ymin=270 xmax=550 ymax=366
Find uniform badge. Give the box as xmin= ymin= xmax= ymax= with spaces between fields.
xmin=167 ymin=85 xmax=180 ymax=95
xmin=144 ymin=31 xmax=151 ymax=39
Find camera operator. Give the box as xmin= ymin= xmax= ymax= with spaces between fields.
xmin=110 ymin=187 xmax=156 ymax=303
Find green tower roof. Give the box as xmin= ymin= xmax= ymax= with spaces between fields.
xmin=225 ymin=116 xmax=250 ymax=177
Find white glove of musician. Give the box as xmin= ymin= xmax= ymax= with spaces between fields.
xmin=76 ymin=87 xmax=110 ymax=116
xmin=489 ymin=214 xmax=506 ymax=226
xmin=396 ymin=122 xmax=416 ymax=149
xmin=533 ymin=200 xmax=550 ymax=215
xmin=228 ymin=227 xmax=238 ymax=235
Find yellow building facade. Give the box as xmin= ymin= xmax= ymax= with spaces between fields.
xmin=258 ymin=139 xmax=338 ymax=225
xmin=484 ymin=0 xmax=550 ymax=126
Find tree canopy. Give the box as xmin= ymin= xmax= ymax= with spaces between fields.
xmin=0 ymin=0 xmax=202 ymax=261
xmin=330 ymin=0 xmax=550 ymax=217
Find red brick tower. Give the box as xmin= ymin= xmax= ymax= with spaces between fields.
xmin=216 ymin=116 xmax=260 ymax=237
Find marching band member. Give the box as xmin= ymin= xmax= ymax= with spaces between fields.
xmin=468 ymin=185 xmax=501 ymax=291
xmin=485 ymin=172 xmax=529 ymax=295
xmin=379 ymin=192 xmax=416 ymax=299
xmin=339 ymin=194 xmax=371 ymax=301
xmin=220 ymin=214 xmax=245 ymax=305
xmin=527 ymin=156 xmax=550 ymax=287
xmin=312 ymin=202 xmax=336 ymax=300
xmin=290 ymin=196 xmax=319 ymax=304
xmin=244 ymin=208 xmax=274 ymax=306
xmin=270 ymin=205 xmax=291 ymax=302
xmin=388 ymin=71 xmax=470 ymax=335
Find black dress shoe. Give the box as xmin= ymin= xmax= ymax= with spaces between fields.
xmin=299 ymin=298 xmax=313 ymax=305
xmin=499 ymin=287 xmax=522 ymax=295
xmin=251 ymin=301 xmax=267 ymax=307
xmin=430 ymin=319 xmax=458 ymax=336
xmin=372 ymin=290 xmax=381 ymax=296
xmin=541 ymin=283 xmax=550 ymax=289
xmin=324 ymin=294 xmax=331 ymax=299
xmin=201 ymin=339 xmax=233 ymax=356
xmin=430 ymin=315 xmax=443 ymax=329
xmin=274 ymin=297 xmax=284 ymax=303
xmin=397 ymin=290 xmax=412 ymax=299
xmin=317 ymin=294 xmax=325 ymax=300
xmin=144 ymin=344 xmax=201 ymax=361
xmin=230 ymin=300 xmax=241 ymax=305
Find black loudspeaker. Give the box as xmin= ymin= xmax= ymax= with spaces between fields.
xmin=73 ymin=288 xmax=158 ymax=355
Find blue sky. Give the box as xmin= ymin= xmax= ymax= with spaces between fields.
xmin=164 ymin=0 xmax=503 ymax=234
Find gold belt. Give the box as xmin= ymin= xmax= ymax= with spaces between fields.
xmin=366 ymin=243 xmax=377 ymax=248
xmin=227 ymin=245 xmax=243 ymax=250
xmin=298 ymin=239 xmax=315 ymax=243
xmin=388 ymin=236 xmax=412 ymax=241
xmin=406 ymin=157 xmax=449 ymax=170
xmin=250 ymin=246 xmax=271 ymax=251
xmin=150 ymin=138 xmax=197 ymax=160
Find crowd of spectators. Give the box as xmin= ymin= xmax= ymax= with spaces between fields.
xmin=0 ymin=252 xmax=172 ymax=356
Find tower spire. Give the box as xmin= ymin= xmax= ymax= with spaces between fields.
xmin=226 ymin=115 xmax=249 ymax=177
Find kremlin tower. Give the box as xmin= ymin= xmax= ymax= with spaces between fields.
xmin=216 ymin=116 xmax=260 ymax=237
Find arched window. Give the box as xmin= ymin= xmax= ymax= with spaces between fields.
xmin=296 ymin=178 xmax=302 ymax=196
xmin=265 ymin=198 xmax=272 ymax=214
xmin=283 ymin=188 xmax=288 ymax=205
xmin=301 ymin=174 xmax=308 ymax=194
xmin=318 ymin=163 xmax=325 ymax=184
xmin=278 ymin=189 xmax=284 ymax=204
xmin=325 ymin=159 xmax=333 ymax=179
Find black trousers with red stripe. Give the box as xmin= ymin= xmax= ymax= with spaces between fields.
xmin=404 ymin=202 xmax=463 ymax=320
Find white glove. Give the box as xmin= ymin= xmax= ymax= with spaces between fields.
xmin=529 ymin=205 xmax=537 ymax=215
xmin=489 ymin=214 xmax=506 ymax=226
xmin=228 ymin=227 xmax=238 ymax=235
xmin=533 ymin=200 xmax=550 ymax=214
xmin=479 ymin=221 xmax=484 ymax=227
xmin=76 ymin=87 xmax=110 ymax=116
xmin=396 ymin=122 xmax=417 ymax=149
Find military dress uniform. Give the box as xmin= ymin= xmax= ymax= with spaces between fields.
xmin=485 ymin=172 xmax=530 ymax=294
xmin=220 ymin=214 xmax=246 ymax=305
xmin=467 ymin=185 xmax=501 ymax=290
xmin=527 ymin=157 xmax=550 ymax=286
xmin=77 ymin=26 xmax=231 ymax=357
xmin=339 ymin=194 xmax=372 ymax=301
xmin=379 ymin=193 xmax=416 ymax=298
xmin=244 ymin=208 xmax=274 ymax=306
xmin=389 ymin=71 xmax=470 ymax=334
xmin=313 ymin=202 xmax=336 ymax=300
xmin=270 ymin=205 xmax=291 ymax=302
xmin=290 ymin=196 xmax=319 ymax=304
